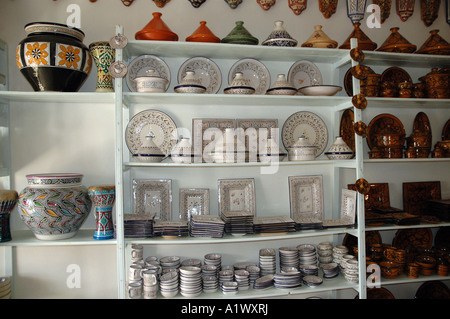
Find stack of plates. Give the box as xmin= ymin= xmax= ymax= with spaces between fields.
xmin=341 ymin=258 xmax=359 ymax=283
xmin=159 ymin=271 xmax=179 ymax=298
xmin=259 ymin=248 xmax=277 ymax=276
xmin=321 ymin=263 xmax=340 ymax=279
xmin=219 ymin=269 xmax=234 ymax=287
xmin=190 ymin=215 xmax=225 ymax=238
xmin=317 ymin=242 xmax=334 ymax=265
xmin=123 ymin=214 xmax=154 ymax=238
xmin=160 ymin=256 xmax=181 ymax=274
xmin=234 ymin=269 xmax=250 ymax=290
xmin=0 ymin=277 xmax=11 ymax=299
xmin=181 ymin=258 xmax=202 ymax=268
xmin=299 ymin=264 xmax=319 ymax=278
xmin=204 ymin=253 xmax=222 ymax=276
xmin=202 ymin=275 xmax=219 ymax=294
xmin=153 ymin=220 xmax=189 ymax=237
xmin=279 ymin=247 xmax=299 ymax=270
xmin=220 ymin=211 xmax=254 ymax=235
xmin=302 ymin=275 xmax=323 ymax=288
xmin=247 ymin=265 xmax=261 ymax=287
xmin=297 ymin=244 xmax=318 ymax=267
xmin=179 ymin=266 xmax=203 ymax=297
xmin=253 ymin=216 xmax=296 ymax=234
xmin=221 ymin=281 xmax=238 ymax=295
xmin=273 ymin=270 xmax=302 ymax=289
xmin=254 ymin=274 xmax=274 ymax=290
xmin=332 ymin=245 xmax=349 ymax=267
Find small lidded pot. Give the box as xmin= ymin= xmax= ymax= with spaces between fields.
xmin=174 ymin=71 xmax=206 ymax=94
xmin=325 ymin=136 xmax=355 ymax=160
xmin=224 ymin=72 xmax=255 ymax=95
xmin=288 ymin=137 xmax=316 ymax=161
xmin=133 ymin=132 xmax=165 ymax=162
xmin=266 ymin=74 xmax=297 ymax=95
xmin=134 ymin=69 xmax=168 ymax=93
xmin=170 ymin=136 xmax=197 ymax=163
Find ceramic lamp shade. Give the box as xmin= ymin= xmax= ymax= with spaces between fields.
xmin=346 ymin=0 xmax=367 ymax=23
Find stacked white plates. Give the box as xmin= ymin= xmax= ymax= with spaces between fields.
xmin=0 ymin=277 xmax=11 ymax=299
xmin=332 ymin=245 xmax=349 ymax=267
xmin=181 ymin=258 xmax=202 ymax=268
xmin=302 ymin=275 xmax=323 ymax=288
xmin=246 ymin=265 xmax=261 ymax=287
xmin=234 ymin=262 xmax=256 ymax=271
xmin=123 ymin=214 xmax=154 ymax=238
xmin=317 ymin=242 xmax=334 ymax=265
xmin=297 ymin=244 xmax=317 ymax=267
xmin=219 ymin=269 xmax=234 ymax=287
xmin=321 ymin=262 xmax=340 ymax=279
xmin=204 ymin=253 xmax=222 ymax=275
xmin=160 ymin=256 xmax=181 ymax=274
xmin=190 ymin=215 xmax=225 ymax=238
xmin=234 ymin=269 xmax=250 ymax=290
xmin=202 ymin=275 xmax=219 ymax=293
xmin=279 ymin=247 xmax=299 ymax=270
xmin=273 ymin=270 xmax=302 ymax=289
xmin=253 ymin=274 xmax=274 ymax=290
xmin=259 ymin=248 xmax=277 ymax=276
xmin=179 ymin=266 xmax=202 ymax=297
xmin=159 ymin=271 xmax=179 ymax=298
xmin=153 ymin=220 xmax=189 ymax=237
xmin=221 ymin=281 xmax=238 ymax=295
xmin=340 ymin=257 xmax=359 ymax=283
xmin=299 ymin=264 xmax=319 ymax=278
xmin=220 ymin=211 xmax=254 ymax=235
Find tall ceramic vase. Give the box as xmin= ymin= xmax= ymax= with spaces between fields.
xmin=89 ymin=41 xmax=115 ymax=92
xmin=88 ymin=185 xmax=115 ymax=240
xmin=18 ymin=173 xmax=92 ymax=240
xmin=0 ymin=190 xmax=18 ymax=242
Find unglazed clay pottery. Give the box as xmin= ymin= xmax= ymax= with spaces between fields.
xmin=0 ymin=190 xmax=18 ymax=242
xmin=416 ymin=30 xmax=450 ymax=55
xmin=88 ymin=185 xmax=115 ymax=240
xmin=18 ymin=174 xmax=92 ymax=240
xmin=133 ymin=133 xmax=166 ymax=162
xmin=135 ymin=12 xmax=178 ymax=41
xmin=301 ymin=25 xmax=338 ymax=48
xmin=373 ymin=0 xmax=393 ymax=23
xmin=134 ymin=69 xmax=168 ymax=93
xmin=346 ymin=0 xmax=367 ymax=23
xmin=262 ymin=21 xmax=297 ymax=47
xmin=221 ymin=21 xmax=259 ymax=45
xmin=174 ymin=71 xmax=206 ymax=94
xmin=396 ymin=0 xmax=415 ymax=22
xmin=224 ymin=72 xmax=255 ymax=94
xmin=16 ymin=22 xmax=92 ymax=92
xmin=288 ymin=137 xmax=317 ymax=161
xmin=257 ymin=0 xmax=276 ymax=10
xmin=186 ymin=21 xmax=220 ymax=43
xmin=266 ymin=74 xmax=297 ymax=95
xmin=225 ymin=0 xmax=243 ymax=8
xmin=319 ymin=0 xmax=338 ymax=18
xmin=421 ymin=0 xmax=440 ymax=27
xmin=325 ymin=136 xmax=355 ymax=159
xmin=377 ymin=27 xmax=416 ymax=53
xmin=89 ymin=41 xmax=115 ymax=92
xmin=339 ymin=23 xmax=377 ymax=51
xmin=289 ymin=0 xmax=307 ymax=15
xmin=188 ymin=0 xmax=207 ymax=8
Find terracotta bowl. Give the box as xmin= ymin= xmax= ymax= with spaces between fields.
xmin=380 ymin=261 xmax=401 ymax=279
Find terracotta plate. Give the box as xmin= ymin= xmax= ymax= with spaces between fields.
xmin=415 ymin=281 xmax=450 ymax=299
xmin=442 ymin=119 xmax=450 ymax=140
xmin=339 ymin=109 xmax=355 ymax=152
xmin=402 ymin=181 xmax=441 ymax=215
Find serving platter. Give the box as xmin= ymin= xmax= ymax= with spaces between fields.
xmin=132 ymin=179 xmax=172 ymax=221
xmin=392 ymin=228 xmax=433 ymax=250
xmin=218 ymin=178 xmax=256 ymax=216
xmin=339 ymin=109 xmax=355 ymax=152
xmin=288 ymin=175 xmax=323 ymax=227
xmin=288 ymin=60 xmax=322 ymax=89
xmin=179 ymin=188 xmax=210 ymax=221
xmin=367 ymin=113 xmax=405 ymax=151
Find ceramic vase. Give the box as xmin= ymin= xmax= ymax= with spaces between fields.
xmin=421 ymin=0 xmax=441 ymax=26
xmin=18 ymin=173 xmax=92 ymax=240
xmin=346 ymin=0 xmax=367 ymax=23
xmin=89 ymin=41 xmax=115 ymax=92
xmin=0 ymin=190 xmax=18 ymax=242
xmin=289 ymin=0 xmax=308 ymax=15
xmin=396 ymin=0 xmax=415 ymax=22
xmin=88 ymin=185 xmax=115 ymax=240
xmin=16 ymin=22 xmax=92 ymax=92
xmin=319 ymin=0 xmax=338 ymax=18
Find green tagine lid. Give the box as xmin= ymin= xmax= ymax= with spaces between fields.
xmin=221 ymin=21 xmax=258 ymax=45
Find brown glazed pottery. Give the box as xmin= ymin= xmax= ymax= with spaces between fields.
xmin=186 ymin=21 xmax=220 ymax=43
xmin=373 ymin=0 xmax=393 ymax=23
xmin=377 ymin=27 xmax=416 ymax=53
xmin=424 ymin=68 xmax=450 ymax=99
xmin=420 ymin=0 xmax=441 ymax=27
xmin=339 ymin=23 xmax=378 ymax=51
xmin=152 ymin=0 xmax=170 ymax=7
xmin=396 ymin=0 xmax=415 ymax=22
xmin=406 ymin=262 xmax=420 ymax=278
xmin=288 ymin=0 xmax=307 ymax=15
xmin=318 ymin=0 xmax=338 ymax=19
xmin=135 ymin=12 xmax=179 ymax=41
xmin=416 ymin=30 xmax=450 ymax=55
xmin=380 ymin=261 xmax=401 ymax=279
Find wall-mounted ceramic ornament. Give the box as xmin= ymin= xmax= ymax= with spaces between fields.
xmin=420 ymin=0 xmax=440 ymax=27
xmin=257 ymin=0 xmax=276 ymax=10
xmin=346 ymin=0 xmax=367 ymax=23
xmin=396 ymin=0 xmax=415 ymax=22
xmin=225 ymin=0 xmax=243 ymax=8
xmin=289 ymin=0 xmax=307 ymax=15
xmin=121 ymin=0 xmax=135 ymax=6
xmin=447 ymin=0 xmax=450 ymax=24
xmin=319 ymin=0 xmax=338 ymax=19
xmin=153 ymin=0 xmax=170 ymax=7
xmin=188 ymin=0 xmax=207 ymax=8
xmin=373 ymin=0 xmax=392 ymax=23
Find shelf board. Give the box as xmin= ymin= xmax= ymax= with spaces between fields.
xmin=0 ymin=91 xmax=115 ymax=103
xmin=0 ymin=229 xmax=117 ymax=247
xmin=362 ymin=51 xmax=450 ymax=68
xmin=364 ymin=158 xmax=450 ymax=164
xmin=366 ymin=97 xmax=450 ymax=109
xmin=366 ymin=221 xmax=450 ymax=232
xmin=378 ymin=272 xmax=450 ymax=287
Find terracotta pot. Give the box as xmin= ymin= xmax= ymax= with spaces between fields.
xmin=339 ymin=23 xmax=377 ymax=51
xmin=377 ymin=28 xmax=417 ymax=53
xmin=135 ymin=12 xmax=178 ymax=41
xmin=416 ymin=29 xmax=450 ymax=55
xmin=186 ymin=21 xmax=220 ymax=43
xmin=424 ymin=68 xmax=450 ymax=98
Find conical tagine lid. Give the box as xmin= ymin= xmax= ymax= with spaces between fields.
xmin=377 ymin=27 xmax=416 ymax=53
xmin=339 ymin=23 xmax=377 ymax=51
xmin=302 ymin=25 xmax=337 ymax=49
xmin=135 ymin=12 xmax=178 ymax=41
xmin=221 ymin=21 xmax=258 ymax=45
xmin=186 ymin=21 xmax=220 ymax=43
xmin=416 ymin=30 xmax=450 ymax=55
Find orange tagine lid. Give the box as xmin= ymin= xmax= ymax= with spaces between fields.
xmin=186 ymin=21 xmax=220 ymax=43
xmin=135 ymin=12 xmax=178 ymax=41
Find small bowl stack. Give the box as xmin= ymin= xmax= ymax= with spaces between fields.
xmin=302 ymin=275 xmax=323 ymax=288
xmin=179 ymin=266 xmax=202 ymax=297
xmin=159 ymin=271 xmax=179 ymax=298
xmin=219 ymin=269 xmax=234 ymax=287
xmin=253 ymin=274 xmax=274 ymax=289
xmin=221 ymin=281 xmax=239 ymax=295
xmin=0 ymin=277 xmax=11 ymax=299
xmin=279 ymin=246 xmax=299 ymax=270
xmin=202 ymin=275 xmax=219 ymax=294
xmin=332 ymin=245 xmax=349 ymax=267
xmin=321 ymin=263 xmax=340 ymax=279
xmin=317 ymin=242 xmax=334 ymax=266
xmin=259 ymin=248 xmax=277 ymax=276
xmin=204 ymin=253 xmax=222 ymax=276
xmin=299 ymin=264 xmax=319 ymax=278
xmin=273 ymin=269 xmax=302 ymax=289
xmin=234 ymin=269 xmax=250 ymax=291
xmin=160 ymin=256 xmax=181 ymax=274
xmin=341 ymin=259 xmax=359 ymax=283
xmin=297 ymin=244 xmax=318 ymax=267
xmin=247 ymin=265 xmax=261 ymax=287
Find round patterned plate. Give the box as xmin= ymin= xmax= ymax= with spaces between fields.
xmin=125 ymin=109 xmax=177 ymax=156
xmin=367 ymin=113 xmax=405 ymax=151
xmin=178 ymin=57 xmax=222 ymax=94
xmin=288 ymin=60 xmax=322 ymax=89
xmin=392 ymin=228 xmax=433 ymax=250
xmin=126 ymin=55 xmax=171 ymax=92
xmin=228 ymin=58 xmax=270 ymax=95
xmin=281 ymin=111 xmax=328 ymax=157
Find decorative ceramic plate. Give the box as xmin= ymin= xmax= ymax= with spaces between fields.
xmin=236 ymin=119 xmax=279 ymax=153
xmin=288 ymin=175 xmax=323 ymax=225
xmin=178 ymin=57 xmax=222 ymax=94
xmin=392 ymin=228 xmax=433 ymax=250
xmin=340 ymin=189 xmax=357 ymax=222
xmin=288 ymin=60 xmax=322 ymax=89
xmin=402 ymin=181 xmax=441 ymax=216
xmin=132 ymin=179 xmax=172 ymax=221
xmin=179 ymin=188 xmax=210 ymax=221
xmin=218 ymin=178 xmax=256 ymax=216
xmin=342 ymin=231 xmax=382 ymax=253
xmin=367 ymin=113 xmax=405 ymax=151
xmin=228 ymin=58 xmax=270 ymax=95
xmin=282 ymin=111 xmax=328 ymax=157
xmin=126 ymin=55 xmax=171 ymax=92
xmin=339 ymin=109 xmax=355 ymax=152
xmin=343 ymin=66 xmax=375 ymax=96
xmin=125 ymin=109 xmax=177 ymax=156
xmin=415 ymin=281 xmax=450 ymax=299
xmin=380 ymin=66 xmax=412 ymax=85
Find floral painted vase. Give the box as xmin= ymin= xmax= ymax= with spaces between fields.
xmin=0 ymin=190 xmax=18 ymax=242
xmin=89 ymin=41 xmax=115 ymax=92
xmin=88 ymin=185 xmax=115 ymax=240
xmin=18 ymin=174 xmax=92 ymax=240
xmin=16 ymin=22 xmax=92 ymax=92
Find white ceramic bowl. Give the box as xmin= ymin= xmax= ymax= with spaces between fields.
xmin=266 ymin=87 xmax=297 ymax=95
xmin=298 ymin=85 xmax=342 ymax=96
xmin=174 ymin=84 xmax=206 ymax=94
xmin=223 ymin=86 xmax=255 ymax=95
xmin=132 ymin=153 xmax=165 ymax=163
xmin=134 ymin=75 xmax=168 ymax=93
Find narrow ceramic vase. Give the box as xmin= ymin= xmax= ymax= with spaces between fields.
xmin=88 ymin=185 xmax=115 ymax=240
xmin=89 ymin=41 xmax=115 ymax=92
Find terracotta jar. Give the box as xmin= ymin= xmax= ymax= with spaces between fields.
xmin=424 ymin=68 xmax=450 ymax=99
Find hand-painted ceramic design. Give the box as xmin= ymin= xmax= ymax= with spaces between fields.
xmin=319 ymin=0 xmax=338 ymax=18
xmin=89 ymin=41 xmax=115 ymax=92
xmin=218 ymin=179 xmax=256 ymax=216
xmin=16 ymin=22 xmax=92 ymax=91
xmin=224 ymin=72 xmax=256 ymax=95
xmin=288 ymin=137 xmax=317 ymax=161
xmin=396 ymin=0 xmax=415 ymax=22
xmin=178 ymin=57 xmax=222 ymax=94
xmin=282 ymin=111 xmax=328 ymax=157
xmin=228 ymin=59 xmax=270 ymax=95
xmin=174 ymin=71 xmax=206 ymax=94
xmin=133 ymin=132 xmax=166 ymax=162
xmin=289 ymin=0 xmax=308 ymax=15
xmin=88 ymin=185 xmax=115 ymax=240
xmin=135 ymin=12 xmax=178 ymax=41
xmin=373 ymin=0 xmax=393 ymax=23
xmin=121 ymin=0 xmax=135 ymax=6
xmin=221 ymin=21 xmax=259 ymax=45
xmin=262 ymin=21 xmax=297 ymax=47
xmin=225 ymin=0 xmax=243 ymax=8
xmin=416 ymin=29 xmax=450 ymax=55
xmin=125 ymin=109 xmax=177 ymax=156
xmin=126 ymin=55 xmax=170 ymax=92
xmin=0 ymin=190 xmax=18 ymax=242
xmin=17 ymin=174 xmax=92 ymax=240
xmin=134 ymin=69 xmax=168 ymax=93
xmin=132 ymin=179 xmax=172 ymax=221
xmin=301 ymin=25 xmax=337 ymax=48
xmin=179 ymin=188 xmax=210 ymax=221
xmin=420 ymin=0 xmax=440 ymax=27
xmin=288 ymin=175 xmax=323 ymax=226
xmin=377 ymin=27 xmax=416 ymax=53
xmin=325 ymin=136 xmax=355 ymax=159
xmin=288 ymin=60 xmax=322 ymax=89
xmin=153 ymin=0 xmax=170 ymax=7
xmin=339 ymin=22 xmax=377 ymax=51
xmin=257 ymin=0 xmax=276 ymax=10
xmin=188 ymin=0 xmax=207 ymax=8
xmin=346 ymin=0 xmax=367 ymax=23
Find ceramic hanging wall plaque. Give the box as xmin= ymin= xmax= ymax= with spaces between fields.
xmin=396 ymin=0 xmax=415 ymax=22
xmin=121 ymin=0 xmax=135 ymax=6
xmin=421 ymin=0 xmax=440 ymax=27
xmin=346 ymin=0 xmax=367 ymax=23
xmin=373 ymin=0 xmax=393 ymax=23
xmin=319 ymin=0 xmax=338 ymax=18
xmin=257 ymin=0 xmax=276 ymax=10
xmin=225 ymin=0 xmax=243 ymax=8
xmin=153 ymin=0 xmax=170 ymax=7
xmin=188 ymin=0 xmax=207 ymax=7
xmin=289 ymin=0 xmax=307 ymax=14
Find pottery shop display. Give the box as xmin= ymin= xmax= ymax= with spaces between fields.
xmin=367 ymin=114 xmax=406 ymax=159
xmin=88 ymin=185 xmax=115 ymax=240
xmin=424 ymin=68 xmax=449 ymax=99
xmin=262 ymin=21 xmax=297 ymax=47
xmin=302 ymin=25 xmax=338 ymax=49
xmin=319 ymin=0 xmax=338 ymax=18
xmin=416 ymin=30 xmax=450 ymax=55
xmin=339 ymin=23 xmax=378 ymax=51
xmin=377 ymin=27 xmax=416 ymax=53
xmin=222 ymin=21 xmax=258 ymax=45
xmin=16 ymin=22 xmax=92 ymax=92
xmin=396 ymin=0 xmax=415 ymax=22
xmin=0 ymin=190 xmax=18 ymax=242
xmin=135 ymin=12 xmax=178 ymax=41
xmin=325 ymin=136 xmax=355 ymax=160
xmin=265 ymin=74 xmax=297 ymax=95
xmin=17 ymin=173 xmax=92 ymax=240
xmin=89 ymin=41 xmax=115 ymax=92
xmin=186 ymin=21 xmax=220 ymax=43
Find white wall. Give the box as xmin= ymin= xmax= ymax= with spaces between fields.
xmin=0 ymin=0 xmax=449 ymax=299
